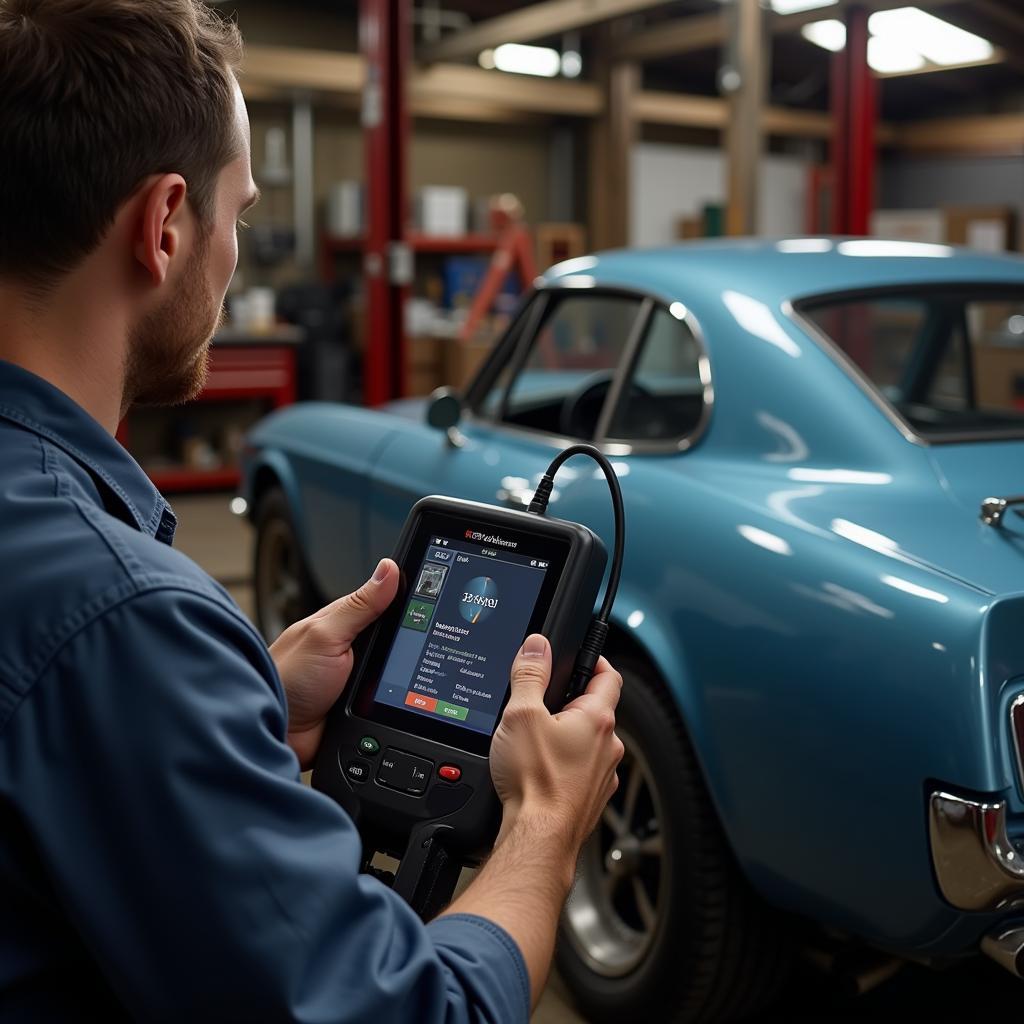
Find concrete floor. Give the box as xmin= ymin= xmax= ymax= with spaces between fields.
xmin=172 ymin=493 xmax=1024 ymax=1022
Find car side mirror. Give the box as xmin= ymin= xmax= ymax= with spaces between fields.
xmin=426 ymin=387 xmax=463 ymax=431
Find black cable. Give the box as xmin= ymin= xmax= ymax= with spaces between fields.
xmin=527 ymin=443 xmax=625 ymax=702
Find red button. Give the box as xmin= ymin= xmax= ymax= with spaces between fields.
xmin=438 ymin=765 xmax=461 ymax=782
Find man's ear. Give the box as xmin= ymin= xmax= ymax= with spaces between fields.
xmin=133 ymin=174 xmax=189 ymax=286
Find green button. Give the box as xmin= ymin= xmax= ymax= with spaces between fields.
xmin=435 ymin=701 xmax=468 ymax=722
xmin=358 ymin=735 xmax=380 ymax=755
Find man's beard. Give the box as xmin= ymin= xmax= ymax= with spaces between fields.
xmin=123 ymin=237 xmax=225 ymax=409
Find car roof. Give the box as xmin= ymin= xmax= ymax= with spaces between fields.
xmin=542 ymin=238 xmax=1024 ymax=310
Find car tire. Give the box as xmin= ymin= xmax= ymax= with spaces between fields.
xmin=253 ymin=487 xmax=321 ymax=643
xmin=556 ymin=659 xmax=793 ymax=1023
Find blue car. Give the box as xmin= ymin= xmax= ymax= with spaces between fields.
xmin=241 ymin=238 xmax=1024 ymax=1021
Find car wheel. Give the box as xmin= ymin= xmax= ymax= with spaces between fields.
xmin=253 ymin=487 xmax=320 ymax=643
xmin=556 ymin=659 xmax=793 ymax=1023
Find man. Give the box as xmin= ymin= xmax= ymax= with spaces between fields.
xmin=0 ymin=1 xmax=624 ymax=1020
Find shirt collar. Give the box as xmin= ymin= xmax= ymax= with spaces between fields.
xmin=0 ymin=359 xmax=177 ymax=543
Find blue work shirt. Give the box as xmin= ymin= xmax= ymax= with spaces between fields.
xmin=0 ymin=360 xmax=530 ymax=1023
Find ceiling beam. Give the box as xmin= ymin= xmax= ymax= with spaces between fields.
xmin=418 ymin=0 xmax=675 ymax=65
xmin=242 ymin=45 xmax=1024 ymax=154
xmin=617 ymin=0 xmax=963 ymax=62
xmin=894 ymin=111 xmax=1024 ymax=154
xmin=633 ymin=89 xmax=835 ymax=138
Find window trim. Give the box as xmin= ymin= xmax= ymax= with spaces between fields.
xmin=464 ymin=281 xmax=714 ymax=455
xmin=786 ymin=282 xmax=1024 ymax=446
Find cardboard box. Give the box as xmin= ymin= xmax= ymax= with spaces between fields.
xmin=405 ymin=335 xmax=444 ymax=397
xmin=327 ymin=181 xmax=363 ymax=237
xmin=416 ymin=186 xmax=468 ymax=237
xmin=944 ymin=205 xmax=1016 ymax=252
xmin=443 ymin=337 xmax=493 ymax=392
xmin=536 ymin=222 xmax=585 ymax=272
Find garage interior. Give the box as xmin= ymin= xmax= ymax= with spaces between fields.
xmin=60 ymin=0 xmax=1024 ymax=1019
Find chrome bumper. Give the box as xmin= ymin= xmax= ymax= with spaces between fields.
xmin=929 ymin=791 xmax=1024 ymax=912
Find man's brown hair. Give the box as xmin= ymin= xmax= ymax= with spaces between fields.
xmin=0 ymin=0 xmax=243 ymax=292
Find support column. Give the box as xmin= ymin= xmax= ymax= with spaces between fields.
xmin=588 ymin=24 xmax=638 ymax=251
xmin=723 ymin=0 xmax=764 ymax=236
xmin=830 ymin=5 xmax=876 ymax=235
xmin=361 ymin=0 xmax=410 ymax=406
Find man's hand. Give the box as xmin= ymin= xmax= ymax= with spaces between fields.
xmin=269 ymin=559 xmax=399 ymax=769
xmin=441 ymin=634 xmax=624 ymax=1006
xmin=490 ymin=634 xmax=624 ymax=866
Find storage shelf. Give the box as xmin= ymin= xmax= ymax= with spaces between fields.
xmin=118 ymin=342 xmax=298 ymax=495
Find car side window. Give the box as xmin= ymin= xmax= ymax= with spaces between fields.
xmin=483 ymin=293 xmax=642 ymax=439
xmin=605 ymin=306 xmax=705 ymax=443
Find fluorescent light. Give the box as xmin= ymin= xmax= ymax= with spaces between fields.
xmin=490 ymin=43 xmax=560 ymax=78
xmin=801 ymin=7 xmax=994 ymax=74
xmin=561 ymin=50 xmax=582 ymax=78
xmin=801 ymin=19 xmax=845 ymax=52
xmin=869 ymin=7 xmax=993 ymax=66
xmin=868 ymin=35 xmax=926 ymax=73
xmin=771 ymin=0 xmax=837 ymax=13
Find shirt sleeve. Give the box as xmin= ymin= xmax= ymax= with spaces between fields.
xmin=5 ymin=586 xmax=530 ymax=1024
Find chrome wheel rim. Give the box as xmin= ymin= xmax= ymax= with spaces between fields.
xmin=562 ymin=725 xmax=666 ymax=978
xmin=256 ymin=517 xmax=305 ymax=642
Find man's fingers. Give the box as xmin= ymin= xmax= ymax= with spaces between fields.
xmin=559 ymin=664 xmax=622 ymax=716
xmin=319 ymin=558 xmax=399 ymax=645
xmin=507 ymin=634 xmax=551 ymax=704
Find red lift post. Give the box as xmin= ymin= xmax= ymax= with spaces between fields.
xmin=830 ymin=5 xmax=877 ymax=371
xmin=830 ymin=4 xmax=877 ymax=236
xmin=361 ymin=0 xmax=410 ymax=406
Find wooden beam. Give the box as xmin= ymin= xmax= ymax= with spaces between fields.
xmin=413 ymin=63 xmax=601 ymax=116
xmin=588 ymin=25 xmax=639 ymax=250
xmin=633 ymin=89 xmax=832 ymax=138
xmin=242 ymin=45 xmax=600 ymax=116
xmin=241 ymin=44 xmax=838 ymax=138
xmin=631 ymin=90 xmax=723 ymax=129
xmin=724 ymin=0 xmax=763 ymax=236
xmin=894 ymin=112 xmax=1024 ymax=155
xmin=618 ymin=0 xmax=963 ymax=62
xmin=242 ymin=45 xmax=364 ymax=92
xmin=876 ymin=50 xmax=1004 ymax=78
xmin=418 ymin=0 xmax=674 ymax=65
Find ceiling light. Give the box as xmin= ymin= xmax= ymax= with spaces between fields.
xmin=561 ymin=50 xmax=582 ymax=78
xmin=801 ymin=19 xmax=845 ymax=52
xmin=869 ymin=7 xmax=993 ymax=66
xmin=488 ymin=43 xmax=560 ymax=78
xmin=867 ymin=35 xmax=926 ymax=74
xmin=770 ymin=0 xmax=838 ymax=13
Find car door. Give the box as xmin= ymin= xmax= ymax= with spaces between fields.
xmin=365 ymin=288 xmax=649 ymax=557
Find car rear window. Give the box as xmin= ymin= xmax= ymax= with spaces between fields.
xmin=798 ymin=290 xmax=1024 ymax=440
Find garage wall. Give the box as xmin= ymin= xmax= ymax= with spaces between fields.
xmin=879 ymin=153 xmax=1024 ymax=240
xmin=630 ymin=142 xmax=812 ymax=248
